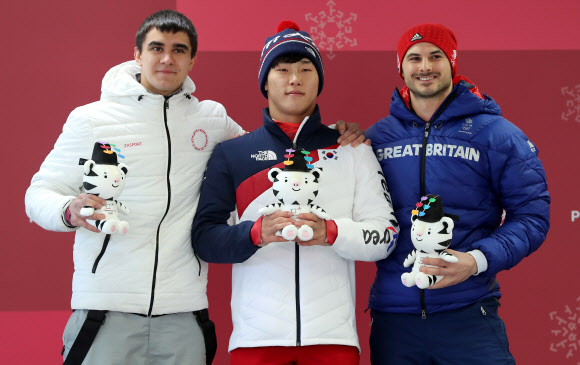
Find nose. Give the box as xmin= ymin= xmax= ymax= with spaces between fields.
xmin=292 ymin=181 xmax=299 ymax=187
xmin=289 ymin=71 xmax=302 ymax=85
xmin=113 ymin=178 xmax=120 ymax=183
xmin=160 ymin=52 xmax=175 ymax=65
xmin=419 ymin=58 xmax=432 ymax=72
xmin=415 ymin=226 xmax=424 ymax=236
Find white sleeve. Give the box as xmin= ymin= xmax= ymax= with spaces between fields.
xmin=468 ymin=249 xmax=488 ymax=275
xmin=224 ymin=113 xmax=245 ymax=140
xmin=25 ymin=108 xmax=94 ymax=232
xmin=331 ymin=145 xmax=399 ymax=262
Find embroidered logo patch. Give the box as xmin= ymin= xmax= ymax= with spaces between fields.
xmin=251 ymin=150 xmax=277 ymax=161
xmin=411 ymin=33 xmax=423 ymax=42
xmin=123 ymin=142 xmax=142 ymax=149
xmin=319 ymin=149 xmax=339 ymax=161
xmin=192 ymin=129 xmax=208 ymax=151
xmin=459 ymin=118 xmax=473 ymax=134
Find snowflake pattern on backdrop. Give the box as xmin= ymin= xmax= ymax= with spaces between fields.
xmin=561 ymin=85 xmax=580 ymax=123
xmin=305 ymin=0 xmax=358 ymax=60
xmin=549 ymin=296 xmax=580 ymax=364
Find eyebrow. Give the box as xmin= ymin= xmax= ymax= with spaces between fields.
xmin=406 ymin=50 xmax=444 ymax=58
xmin=277 ymin=60 xmax=312 ymax=66
xmin=147 ymin=41 xmax=190 ymax=51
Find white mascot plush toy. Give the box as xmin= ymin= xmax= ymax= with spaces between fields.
xmin=78 ymin=142 xmax=130 ymax=235
xmin=258 ymin=148 xmax=330 ymax=241
xmin=401 ymin=194 xmax=459 ymax=289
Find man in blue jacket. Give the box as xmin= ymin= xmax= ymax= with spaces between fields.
xmin=366 ymin=23 xmax=550 ymax=364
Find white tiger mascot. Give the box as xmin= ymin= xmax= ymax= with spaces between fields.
xmin=258 ymin=148 xmax=329 ymax=241
xmin=401 ymin=194 xmax=459 ymax=289
xmin=78 ymin=142 xmax=129 ymax=235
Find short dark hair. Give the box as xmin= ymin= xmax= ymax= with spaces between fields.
xmin=270 ymin=53 xmax=309 ymax=69
xmin=136 ymin=10 xmax=198 ymax=58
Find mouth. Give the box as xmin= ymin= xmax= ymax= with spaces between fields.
xmin=286 ymin=91 xmax=305 ymax=96
xmin=158 ymin=70 xmax=176 ymax=74
xmin=292 ymin=188 xmax=301 ymax=191
xmin=414 ymin=73 xmax=438 ymax=82
xmin=112 ymin=184 xmax=119 ymax=188
xmin=415 ymin=237 xmax=423 ymax=241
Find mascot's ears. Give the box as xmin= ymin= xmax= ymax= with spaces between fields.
xmin=310 ymin=168 xmax=322 ymax=180
xmin=119 ymin=163 xmax=129 ymax=175
xmin=410 ymin=215 xmax=454 ymax=233
xmin=268 ymin=168 xmax=282 ymax=182
xmin=439 ymin=216 xmax=454 ymax=233
xmin=83 ymin=160 xmax=96 ymax=176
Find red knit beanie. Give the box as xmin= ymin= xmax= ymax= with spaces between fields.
xmin=397 ymin=23 xmax=458 ymax=79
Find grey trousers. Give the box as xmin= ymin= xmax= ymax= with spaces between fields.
xmin=62 ymin=310 xmax=206 ymax=365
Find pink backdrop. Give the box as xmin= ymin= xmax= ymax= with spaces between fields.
xmin=3 ymin=1 xmax=580 ymax=364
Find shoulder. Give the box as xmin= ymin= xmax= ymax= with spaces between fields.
xmin=333 ymin=143 xmax=379 ymax=169
xmin=473 ymin=115 xmax=538 ymax=158
xmin=70 ymin=99 xmax=101 ymax=116
xmin=215 ymin=127 xmax=266 ymax=153
xmin=367 ymin=115 xmax=408 ymax=147
xmin=194 ymin=99 xmax=228 ymax=117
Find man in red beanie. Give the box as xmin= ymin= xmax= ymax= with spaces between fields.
xmin=365 ymin=23 xmax=550 ymax=364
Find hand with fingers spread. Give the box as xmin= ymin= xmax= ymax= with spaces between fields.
xmin=259 ymin=211 xmax=295 ymax=247
xmin=420 ymin=249 xmax=478 ymax=289
xmin=335 ymin=120 xmax=370 ymax=147
xmin=294 ymin=213 xmax=329 ymax=247
xmin=68 ymin=193 xmax=107 ymax=233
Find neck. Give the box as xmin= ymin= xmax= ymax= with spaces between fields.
xmin=410 ymin=95 xmax=442 ymax=122
xmin=409 ymin=85 xmax=453 ymax=122
xmin=269 ymin=112 xmax=309 ymax=124
xmin=268 ymin=104 xmax=316 ymax=124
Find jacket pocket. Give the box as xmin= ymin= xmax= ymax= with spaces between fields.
xmin=92 ymin=234 xmax=111 ymax=273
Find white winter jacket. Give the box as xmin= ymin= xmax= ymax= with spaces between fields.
xmin=25 ymin=61 xmax=243 ymax=315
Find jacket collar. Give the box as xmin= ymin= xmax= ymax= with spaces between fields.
xmin=100 ymin=60 xmax=196 ymax=101
xmin=390 ymin=75 xmax=500 ymax=123
xmin=262 ymin=105 xmax=323 ymax=145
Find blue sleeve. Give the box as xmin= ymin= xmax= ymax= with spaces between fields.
xmin=472 ymin=131 xmax=550 ymax=275
xmin=191 ymin=143 xmax=259 ymax=263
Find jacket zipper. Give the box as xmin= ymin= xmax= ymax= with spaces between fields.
xmin=419 ymin=122 xmax=430 ymax=319
xmin=419 ymin=122 xmax=431 ymax=197
xmin=295 ymin=242 xmax=301 ymax=345
xmin=289 ymin=140 xmax=302 ymax=345
xmin=415 ymin=90 xmax=457 ymax=319
xmin=147 ymin=96 xmax=173 ymax=317
xmin=92 ymin=234 xmax=111 ymax=273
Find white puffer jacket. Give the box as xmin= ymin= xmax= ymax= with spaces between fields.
xmin=25 ymin=61 xmax=243 ymax=315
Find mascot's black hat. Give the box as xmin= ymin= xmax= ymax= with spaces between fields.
xmin=412 ymin=194 xmax=459 ymax=222
xmin=79 ymin=142 xmax=120 ymax=166
xmin=283 ymin=148 xmax=314 ymax=172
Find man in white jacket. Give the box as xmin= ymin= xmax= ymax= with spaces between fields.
xmin=25 ymin=10 xmax=365 ymax=365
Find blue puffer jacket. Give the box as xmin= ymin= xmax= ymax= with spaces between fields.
xmin=366 ymin=77 xmax=550 ymax=315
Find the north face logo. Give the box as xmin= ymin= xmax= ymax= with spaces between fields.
xmin=411 ymin=33 xmax=423 ymax=42
xmin=251 ymin=150 xmax=277 ymax=161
